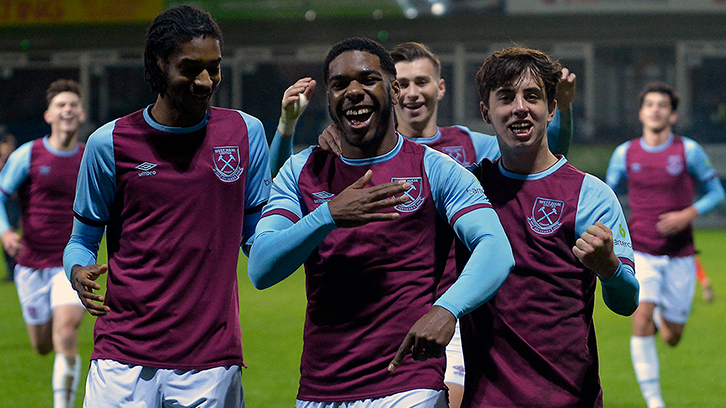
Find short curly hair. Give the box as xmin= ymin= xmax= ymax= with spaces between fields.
xmin=323 ymin=37 xmax=397 ymax=84
xmin=639 ymin=82 xmax=679 ymax=111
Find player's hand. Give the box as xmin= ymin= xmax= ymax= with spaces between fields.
xmin=318 ymin=124 xmax=343 ymax=157
xmin=388 ymin=306 xmax=456 ymax=372
xmin=572 ymin=221 xmax=620 ymax=279
xmin=555 ymin=67 xmax=577 ymax=109
xmin=327 ymin=170 xmax=411 ymax=228
xmin=1 ymin=229 xmax=23 ymax=258
xmin=70 ymin=263 xmax=110 ymax=316
xmin=656 ymin=207 xmax=698 ymax=237
xmin=277 ymin=77 xmax=316 ymax=137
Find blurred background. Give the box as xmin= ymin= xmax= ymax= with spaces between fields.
xmin=1 ymin=0 xmax=725 ymax=224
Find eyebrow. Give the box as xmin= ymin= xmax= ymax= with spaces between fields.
xmin=329 ymin=69 xmax=381 ymax=82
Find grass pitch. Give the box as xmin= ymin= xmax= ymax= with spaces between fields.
xmin=1 ymin=230 xmax=724 ymax=407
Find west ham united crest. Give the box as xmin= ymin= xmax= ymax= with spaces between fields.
xmin=392 ymin=177 xmax=424 ymax=212
xmin=527 ymin=197 xmax=564 ymax=235
xmin=442 ymin=146 xmax=468 ymax=166
xmin=666 ymin=154 xmax=684 ymax=176
xmin=213 ymin=146 xmax=244 ymax=182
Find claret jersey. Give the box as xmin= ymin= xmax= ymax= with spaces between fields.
xmin=64 ymin=106 xmax=271 ymax=370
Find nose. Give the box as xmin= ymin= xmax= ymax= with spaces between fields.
xmin=345 ymin=80 xmax=365 ymax=101
xmin=513 ymin=94 xmax=528 ymax=116
xmin=195 ymin=69 xmax=213 ymax=88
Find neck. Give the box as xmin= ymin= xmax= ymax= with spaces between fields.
xmin=397 ymin=119 xmax=438 ymax=139
xmin=642 ymin=126 xmax=671 ymax=147
xmin=151 ymin=95 xmax=205 ymax=128
xmin=47 ymin=130 xmax=78 ymax=152
xmin=499 ymin=146 xmax=558 ymax=175
xmin=341 ymin=131 xmax=399 ymax=160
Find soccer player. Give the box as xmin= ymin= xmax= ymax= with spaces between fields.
xmin=460 ymin=47 xmax=639 ymax=407
xmin=248 ymin=37 xmax=514 ymax=407
xmin=0 ymin=79 xmax=86 ymax=408
xmin=62 ymin=5 xmax=271 ymax=407
xmin=606 ymin=82 xmax=725 ymax=408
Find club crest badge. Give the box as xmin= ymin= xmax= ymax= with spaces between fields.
xmin=213 ymin=146 xmax=244 ymax=182
xmin=442 ymin=146 xmax=469 ymax=166
xmin=666 ymin=155 xmax=684 ymax=176
xmin=527 ymin=197 xmax=564 ymax=235
xmin=392 ymin=177 xmax=425 ymax=212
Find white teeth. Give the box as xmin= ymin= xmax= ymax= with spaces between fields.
xmin=510 ymin=123 xmax=531 ymax=133
xmin=345 ymin=108 xmax=372 ymax=116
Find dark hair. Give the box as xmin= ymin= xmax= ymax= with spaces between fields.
xmin=390 ymin=42 xmax=441 ymax=77
xmin=46 ymin=79 xmax=82 ymax=106
xmin=639 ymin=82 xmax=679 ymax=111
xmin=144 ymin=4 xmax=224 ymax=96
xmin=323 ymin=37 xmax=397 ymax=84
xmin=475 ymin=47 xmax=561 ymax=108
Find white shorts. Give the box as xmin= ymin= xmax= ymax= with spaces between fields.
xmin=14 ymin=265 xmax=83 ymax=325
xmin=634 ymin=251 xmax=696 ymax=325
xmin=84 ymin=359 xmax=244 ymax=408
xmin=296 ymin=389 xmax=447 ymax=408
xmin=444 ymin=320 xmax=465 ymax=387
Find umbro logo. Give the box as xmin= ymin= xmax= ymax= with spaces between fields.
xmin=135 ymin=162 xmax=157 ymax=177
xmin=312 ymin=191 xmax=335 ymax=204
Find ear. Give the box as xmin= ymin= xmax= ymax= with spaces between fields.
xmin=547 ymin=99 xmax=557 ymax=124
xmin=43 ymin=109 xmax=52 ymax=125
xmin=390 ymin=79 xmax=400 ymax=105
xmin=79 ymin=108 xmax=87 ymax=124
xmin=480 ymin=101 xmax=491 ymax=124
xmin=670 ymin=111 xmax=678 ymax=125
xmin=437 ymin=78 xmax=446 ymax=101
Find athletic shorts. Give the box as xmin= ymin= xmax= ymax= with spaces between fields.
xmin=634 ymin=251 xmax=696 ymax=325
xmin=14 ymin=265 xmax=83 ymax=325
xmin=84 ymin=359 xmax=244 ymax=408
xmin=444 ymin=320 xmax=465 ymax=387
xmin=296 ymin=389 xmax=447 ymax=408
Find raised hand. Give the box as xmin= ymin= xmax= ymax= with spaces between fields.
xmin=70 ymin=263 xmax=111 ymax=316
xmin=327 ymin=170 xmax=412 ymax=228
xmin=555 ymin=67 xmax=577 ymax=109
xmin=278 ymin=77 xmax=317 ymax=137
xmin=572 ymin=221 xmax=620 ymax=279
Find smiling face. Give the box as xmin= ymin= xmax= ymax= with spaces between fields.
xmin=394 ymin=58 xmax=445 ymax=137
xmin=156 ymin=35 xmax=221 ymax=127
xmin=481 ymin=69 xmax=556 ymax=155
xmin=639 ymin=91 xmax=677 ymax=134
xmin=44 ymin=91 xmax=85 ymax=140
xmin=327 ymin=50 xmax=400 ymax=158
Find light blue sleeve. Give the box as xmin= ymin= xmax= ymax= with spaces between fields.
xmin=269 ymin=129 xmax=294 ymax=178
xmin=0 ymin=141 xmax=32 ymax=233
xmin=606 ymin=142 xmax=630 ymax=194
xmin=73 ymin=120 xmax=117 ymax=223
xmin=456 ymin=126 xmax=500 ymax=162
xmin=63 ymin=121 xmax=117 ymax=280
xmin=547 ymin=109 xmax=573 ymax=156
xmin=63 ymin=220 xmax=105 ymax=280
xmin=247 ymin=147 xmax=337 ymax=289
xmin=576 ymin=173 xmax=639 ymax=316
xmin=424 ymin=148 xmax=514 ymax=318
xmin=683 ymin=137 xmax=726 ymax=215
xmin=240 ymin=112 xmax=273 ymax=253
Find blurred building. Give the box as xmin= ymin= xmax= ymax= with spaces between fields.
xmin=1 ymin=1 xmax=725 ymax=173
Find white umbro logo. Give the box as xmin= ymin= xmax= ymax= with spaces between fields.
xmin=135 ymin=162 xmax=157 ymax=171
xmin=312 ymin=191 xmax=335 ymax=204
xmin=135 ymin=162 xmax=157 ymax=177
